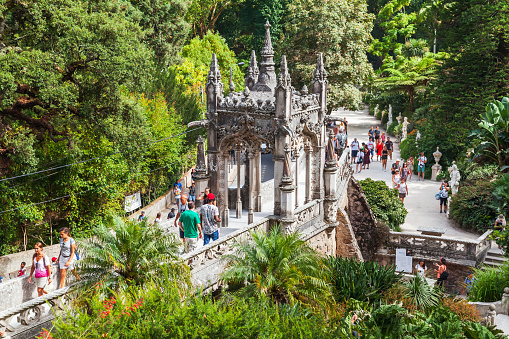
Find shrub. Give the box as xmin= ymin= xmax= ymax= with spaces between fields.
xmin=381 ymin=111 xmax=389 ymax=126
xmin=464 ymin=163 xmax=500 ymax=182
xmin=376 ymin=109 xmax=382 ymax=120
xmin=449 ymin=180 xmax=499 ymax=233
xmin=359 ymin=178 xmax=408 ymax=231
xmin=387 ymin=121 xmax=399 ymax=136
xmin=468 ymin=262 xmax=509 ymax=302
xmin=323 ymin=256 xmax=401 ymax=304
xmin=436 ymin=171 xmax=451 ymax=182
xmin=441 ymin=297 xmax=481 ymax=322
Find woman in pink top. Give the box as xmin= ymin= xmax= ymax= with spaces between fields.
xmin=434 ymin=257 xmax=447 ymax=287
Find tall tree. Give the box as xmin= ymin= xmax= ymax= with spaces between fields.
xmin=281 ymin=0 xmax=375 ymax=110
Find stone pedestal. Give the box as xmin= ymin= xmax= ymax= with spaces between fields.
xmin=323 ymin=165 xmax=339 ymax=225
xmin=431 ymin=163 xmax=442 ymax=181
xmin=279 ymin=176 xmax=296 ymax=233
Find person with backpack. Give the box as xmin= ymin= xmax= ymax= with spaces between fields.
xmin=438 ymin=181 xmax=450 ymax=213
xmin=57 ymin=227 xmax=78 ymax=288
xmin=434 ymin=257 xmax=448 ymax=287
xmin=28 ymin=242 xmax=52 ymax=296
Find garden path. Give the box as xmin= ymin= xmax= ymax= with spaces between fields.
xmin=332 ymin=107 xmax=479 ymax=241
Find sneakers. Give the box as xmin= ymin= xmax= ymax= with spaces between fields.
xmin=440 ymin=211 xmax=442 ymax=213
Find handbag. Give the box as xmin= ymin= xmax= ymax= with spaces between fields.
xmin=34 ymin=256 xmax=49 ymax=278
xmin=435 ymin=193 xmax=440 ymax=200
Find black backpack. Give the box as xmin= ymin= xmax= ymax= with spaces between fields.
xmin=440 ymin=270 xmax=449 ymax=280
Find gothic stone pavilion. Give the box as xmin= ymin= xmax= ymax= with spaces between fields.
xmin=191 ymin=21 xmax=338 ymax=230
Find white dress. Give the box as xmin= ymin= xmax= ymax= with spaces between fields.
xmin=415 ymin=264 xmax=427 ymax=279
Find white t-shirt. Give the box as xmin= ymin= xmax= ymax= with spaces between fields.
xmin=415 ymin=264 xmax=427 ymax=279
xmin=154 ymin=217 xmax=161 ymax=224
xmin=34 ymin=255 xmax=50 ymax=272
xmin=418 ymin=156 xmax=427 ymax=166
xmin=398 ymin=182 xmax=407 ymax=194
xmin=367 ymin=141 xmax=374 ymax=150
xmin=351 ymin=141 xmax=359 ymax=151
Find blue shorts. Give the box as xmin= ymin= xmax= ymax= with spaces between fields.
xmin=418 ymin=164 xmax=425 ymax=172
xmin=351 ymin=150 xmax=358 ymax=157
xmin=188 ymin=195 xmax=196 ymax=201
xmin=179 ymin=228 xmax=185 ymax=239
xmin=203 ymin=230 xmax=219 ymax=246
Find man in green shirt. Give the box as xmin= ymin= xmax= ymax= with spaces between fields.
xmin=178 ymin=201 xmax=202 ymax=253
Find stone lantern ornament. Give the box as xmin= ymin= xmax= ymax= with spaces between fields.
xmin=431 ymin=147 xmax=442 ymax=181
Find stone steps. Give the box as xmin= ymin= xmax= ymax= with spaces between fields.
xmin=483 ymin=249 xmax=507 ymax=268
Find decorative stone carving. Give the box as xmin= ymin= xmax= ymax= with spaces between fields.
xmin=431 ymin=147 xmax=442 ymax=181
xmin=416 ymin=130 xmax=421 ymax=141
xmin=396 ymin=112 xmax=402 ymax=125
xmin=282 ymin=143 xmax=292 ymax=179
xmin=402 ymin=117 xmax=409 ymax=141
xmin=448 ymin=162 xmax=461 ymax=195
xmin=387 ymin=104 xmax=393 ymax=126
xmin=229 ymin=67 xmax=235 ymax=93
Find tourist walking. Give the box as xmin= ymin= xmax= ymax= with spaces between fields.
xmin=407 ymin=157 xmax=414 ymax=181
xmin=174 ymin=194 xmax=189 ymax=242
xmin=173 ymin=183 xmax=182 ymax=206
xmin=367 ymin=138 xmax=374 ymax=160
xmin=154 ymin=212 xmax=162 ymax=225
xmin=400 ymin=162 xmax=409 ymax=181
xmin=391 ymin=159 xmax=401 ymax=175
xmin=392 ymin=169 xmax=401 ymax=189
xmin=350 ymin=138 xmax=360 ymax=164
xmin=381 ymin=146 xmax=388 ymax=171
xmin=438 ymin=181 xmax=450 ymax=213
xmin=362 ymin=144 xmax=370 ymax=169
xmin=368 ymin=126 xmax=375 ymax=140
xmin=178 ymin=201 xmax=202 ymax=253
xmin=417 ymin=152 xmax=427 ymax=181
xmin=355 ymin=146 xmax=364 ymax=173
xmin=138 ymin=210 xmax=146 ymax=221
xmin=374 ymin=126 xmax=381 ymax=142
xmin=398 ymin=178 xmax=408 ymax=202
xmin=197 ymin=187 xmax=211 ymax=205
xmin=201 ymin=193 xmax=222 ymax=245
xmin=57 ymin=227 xmax=78 ymax=288
xmin=167 ymin=208 xmax=176 ymax=219
xmin=414 ymin=260 xmax=427 ymax=279
xmin=381 ymin=132 xmax=386 ymax=143
xmin=385 ymin=138 xmax=393 ymax=160
xmin=376 ymin=140 xmax=383 ymax=162
xmin=434 ymin=257 xmax=448 ymax=287
xmin=28 ymin=243 xmax=52 ymax=297
xmin=188 ymin=181 xmax=196 ymax=201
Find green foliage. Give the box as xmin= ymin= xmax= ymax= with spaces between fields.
xmin=492 ymin=173 xmax=509 ymax=215
xmin=464 ymin=164 xmax=500 ymax=182
xmin=282 ymin=0 xmax=374 ymax=110
xmin=220 ymin=225 xmax=330 ymax=308
xmin=471 ymin=97 xmax=509 ymax=170
xmin=403 ymin=276 xmax=441 ymax=310
xmin=468 ymin=262 xmax=509 ymax=302
xmin=77 ymin=216 xmax=189 ymax=296
xmin=387 ymin=121 xmax=399 ymax=136
xmin=172 ymin=31 xmax=243 ymax=94
xmin=323 ymin=256 xmax=400 ymax=304
xmin=359 ymin=178 xmax=408 ymax=231
xmin=450 ymin=180 xmax=499 ymax=233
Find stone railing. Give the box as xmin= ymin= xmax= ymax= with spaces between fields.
xmin=0 ymin=285 xmax=71 ymax=338
xmin=385 ymin=230 xmax=492 ymax=266
xmin=336 ymin=151 xmax=352 ymax=201
xmin=294 ymin=200 xmax=321 ymax=231
xmin=182 ymin=217 xmax=271 ymax=292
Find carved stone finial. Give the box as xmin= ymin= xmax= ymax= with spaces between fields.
xmin=208 ymin=53 xmax=221 ymax=82
xmin=277 ymin=55 xmax=291 ymax=89
xmin=261 ymin=20 xmax=274 ymax=56
xmin=243 ymin=86 xmax=250 ymax=97
xmin=245 ymin=50 xmax=259 ymax=90
xmin=326 ymin=129 xmax=337 ymax=167
xmin=313 ymin=53 xmax=327 ymax=82
xmin=229 ymin=67 xmax=235 ymax=93
xmin=301 ymin=84 xmax=308 ymax=95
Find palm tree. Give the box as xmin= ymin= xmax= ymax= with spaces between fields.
xmin=220 ymin=225 xmax=330 ymax=308
xmin=77 ymin=216 xmax=190 ymax=296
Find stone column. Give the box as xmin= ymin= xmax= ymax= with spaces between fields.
xmin=194 ymin=136 xmax=209 ymax=208
xmin=280 ymin=144 xmax=295 ymax=233
xmin=256 ymin=150 xmax=262 ymax=212
xmin=502 ymin=287 xmax=509 ymax=314
xmin=248 ymin=151 xmax=255 ymax=224
xmin=294 ymin=148 xmax=300 ymax=209
xmin=304 ymin=139 xmax=311 ymax=204
xmin=323 ymin=130 xmax=339 ymax=225
xmin=236 ymin=147 xmax=242 ymax=219
xmin=223 ymin=153 xmax=230 ymax=227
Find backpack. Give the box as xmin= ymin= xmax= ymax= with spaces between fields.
xmin=440 ymin=270 xmax=449 ymax=280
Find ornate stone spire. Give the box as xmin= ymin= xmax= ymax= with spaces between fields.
xmin=277 ymin=55 xmax=291 ymax=89
xmin=301 ymin=84 xmax=308 ymax=95
xmin=229 ymin=67 xmax=235 ymax=93
xmin=245 ymin=50 xmax=259 ymax=90
xmin=313 ymin=52 xmax=327 ymax=82
xmin=208 ymin=53 xmax=221 ymax=82
xmin=252 ymin=21 xmax=277 ymax=92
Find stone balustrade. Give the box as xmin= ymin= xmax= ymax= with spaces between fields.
xmin=384 ymin=230 xmax=492 ymax=266
xmin=0 ymin=285 xmax=71 ymax=338
xmin=294 ymin=200 xmax=321 ymax=231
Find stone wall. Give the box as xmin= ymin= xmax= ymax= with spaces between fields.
xmin=335 ymin=207 xmax=363 ymax=260
xmin=304 ymin=223 xmax=337 ymax=256
xmin=0 ymin=244 xmax=61 ymax=279
xmin=346 ymin=178 xmax=390 ymax=260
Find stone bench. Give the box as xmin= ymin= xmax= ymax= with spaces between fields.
xmin=417 ymin=227 xmax=447 ymax=237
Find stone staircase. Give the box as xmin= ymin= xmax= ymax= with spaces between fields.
xmin=483 ymin=246 xmax=507 ymax=267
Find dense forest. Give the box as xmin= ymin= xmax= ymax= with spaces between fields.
xmin=1 ymin=0 xmax=508 ymax=255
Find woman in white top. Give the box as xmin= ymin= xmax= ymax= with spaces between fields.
xmin=28 ymin=242 xmax=52 ymax=296
xmin=414 ymin=260 xmax=427 ymax=279
xmin=392 ymin=169 xmax=401 ymax=189
xmin=397 ymin=178 xmax=409 ymax=202
xmin=154 ymin=212 xmax=162 ymax=225
xmin=57 ymin=227 xmax=77 ymax=288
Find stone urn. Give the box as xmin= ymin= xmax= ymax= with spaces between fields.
xmin=431 ymin=147 xmax=442 ymax=181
